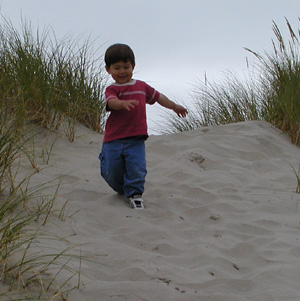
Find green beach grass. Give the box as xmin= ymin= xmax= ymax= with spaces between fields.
xmin=0 ymin=16 xmax=108 ymax=139
xmin=0 ymin=114 xmax=83 ymax=299
xmin=0 ymin=16 xmax=105 ymax=299
xmin=160 ymin=18 xmax=300 ymax=147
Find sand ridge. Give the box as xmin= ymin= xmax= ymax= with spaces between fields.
xmin=29 ymin=120 xmax=300 ymax=300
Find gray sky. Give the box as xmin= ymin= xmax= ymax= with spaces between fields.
xmin=1 ymin=0 xmax=299 ymax=131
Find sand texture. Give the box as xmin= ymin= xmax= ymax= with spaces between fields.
xmin=25 ymin=121 xmax=300 ymax=300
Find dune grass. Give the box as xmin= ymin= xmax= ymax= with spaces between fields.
xmin=160 ymin=18 xmax=300 ymax=146
xmin=0 ymin=114 xmax=82 ymax=299
xmin=0 ymin=118 xmax=24 ymax=193
xmin=245 ymin=18 xmax=300 ymax=145
xmin=0 ymin=183 xmax=79 ymax=299
xmin=0 ymin=16 xmax=107 ymax=140
xmin=0 ymin=15 xmax=108 ymax=298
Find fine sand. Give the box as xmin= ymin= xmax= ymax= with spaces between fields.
xmin=25 ymin=120 xmax=300 ymax=300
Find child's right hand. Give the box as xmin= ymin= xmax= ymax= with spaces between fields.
xmin=108 ymin=98 xmax=139 ymax=111
xmin=122 ymin=99 xmax=139 ymax=111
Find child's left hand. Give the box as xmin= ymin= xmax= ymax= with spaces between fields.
xmin=173 ymin=105 xmax=188 ymax=118
xmin=157 ymin=94 xmax=188 ymax=118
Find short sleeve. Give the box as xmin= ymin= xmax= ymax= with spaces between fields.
xmin=145 ymin=83 xmax=160 ymax=105
xmin=105 ymin=85 xmax=118 ymax=111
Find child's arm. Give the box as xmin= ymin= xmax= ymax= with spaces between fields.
xmin=157 ymin=94 xmax=188 ymax=117
xmin=108 ymin=98 xmax=139 ymax=111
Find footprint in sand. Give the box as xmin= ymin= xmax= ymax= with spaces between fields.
xmin=186 ymin=152 xmax=205 ymax=167
xmin=61 ymin=174 xmax=81 ymax=184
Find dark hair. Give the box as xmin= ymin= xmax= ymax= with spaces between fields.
xmin=104 ymin=43 xmax=135 ymax=67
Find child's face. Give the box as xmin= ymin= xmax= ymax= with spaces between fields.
xmin=106 ymin=60 xmax=135 ymax=84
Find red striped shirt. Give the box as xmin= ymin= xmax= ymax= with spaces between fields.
xmin=103 ymin=79 xmax=160 ymax=142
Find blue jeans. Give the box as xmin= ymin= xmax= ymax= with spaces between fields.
xmin=99 ymin=138 xmax=147 ymax=198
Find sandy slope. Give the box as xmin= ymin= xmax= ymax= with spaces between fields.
xmin=28 ymin=120 xmax=300 ymax=300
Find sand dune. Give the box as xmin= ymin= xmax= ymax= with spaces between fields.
xmin=30 ymin=120 xmax=300 ymax=300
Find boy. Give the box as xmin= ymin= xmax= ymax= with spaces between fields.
xmin=99 ymin=43 xmax=187 ymax=209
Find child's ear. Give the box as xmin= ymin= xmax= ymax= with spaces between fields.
xmin=105 ymin=65 xmax=110 ymax=73
xmin=132 ymin=64 xmax=135 ymax=70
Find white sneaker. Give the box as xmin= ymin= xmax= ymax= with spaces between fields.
xmin=129 ymin=195 xmax=144 ymax=209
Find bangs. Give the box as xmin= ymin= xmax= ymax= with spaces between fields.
xmin=105 ymin=44 xmax=135 ymax=67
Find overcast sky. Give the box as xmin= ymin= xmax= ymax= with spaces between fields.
xmin=0 ymin=0 xmax=299 ymax=131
